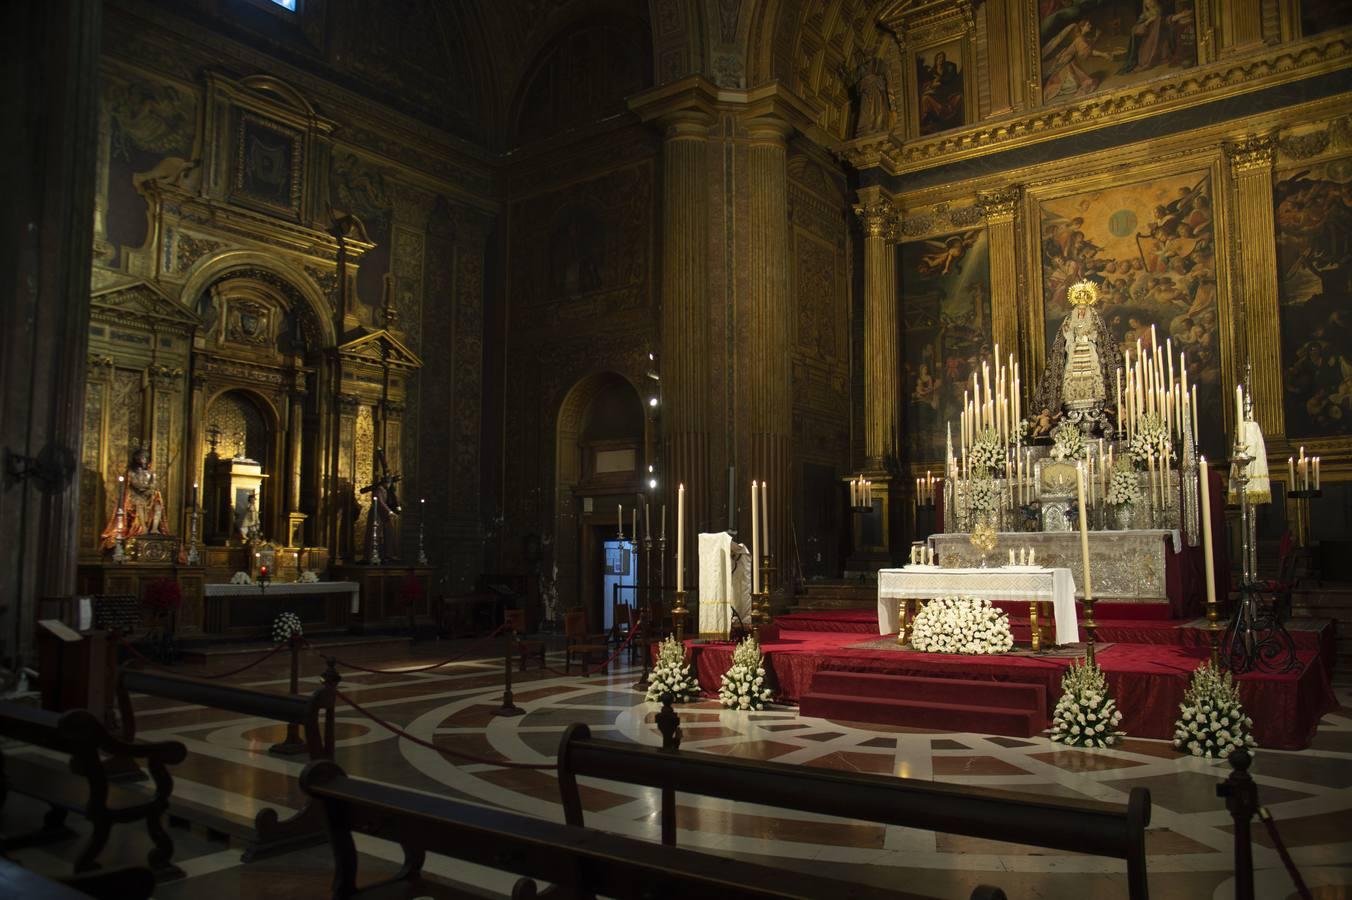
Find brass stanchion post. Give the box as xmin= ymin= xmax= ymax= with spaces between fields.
xmin=269 ymin=636 xmax=307 ymax=755
xmin=496 ymin=628 xmax=525 ymax=717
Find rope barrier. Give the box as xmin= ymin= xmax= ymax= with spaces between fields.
xmin=317 ymin=623 xmax=512 ymax=675
xmin=118 ymin=637 xmax=288 ymax=680
xmin=1258 ymin=806 xmax=1312 ymax=899
xmin=335 ymin=689 xmax=556 ymax=770
xmin=537 ymin=617 xmax=645 ymax=679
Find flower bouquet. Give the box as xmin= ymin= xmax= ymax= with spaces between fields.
xmin=272 ymin=611 xmax=303 ymax=644
xmin=1127 ymin=412 xmax=1175 ymax=466
xmin=1049 ymin=425 xmax=1086 ymax=461
xmin=1173 ymin=664 xmax=1256 ymax=760
xmin=645 ymin=635 xmax=701 ymax=703
xmin=910 ymin=596 xmax=1013 ymax=655
xmin=229 ymin=570 xmax=254 ymax=585
xmin=718 ymin=636 xmax=773 ymax=711
xmin=966 ymin=476 xmax=1001 ymax=518
xmin=969 ymin=428 xmax=1005 ymax=474
xmin=1049 ymin=660 xmax=1124 ymax=748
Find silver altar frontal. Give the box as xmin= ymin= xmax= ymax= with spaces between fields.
xmin=930 ymin=530 xmax=1178 ymax=603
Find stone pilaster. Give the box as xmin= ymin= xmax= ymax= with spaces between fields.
xmin=1224 ymin=135 xmax=1283 ymax=437
xmin=977 ymin=184 xmax=1024 ymax=377
xmin=853 ymin=188 xmax=899 ymax=471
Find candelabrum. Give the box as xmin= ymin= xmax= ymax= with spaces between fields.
xmin=1288 ymin=486 xmax=1322 ymax=549
xmin=634 ymin=533 xmax=655 ymax=691
xmin=368 ymin=497 xmax=382 ymax=565
xmin=416 ymin=519 xmax=428 ymax=565
xmin=672 ymin=589 xmax=688 ymax=644
xmin=185 ymin=508 xmax=201 ymax=565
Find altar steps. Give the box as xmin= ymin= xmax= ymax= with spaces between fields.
xmin=799 ymin=671 xmax=1047 ymax=738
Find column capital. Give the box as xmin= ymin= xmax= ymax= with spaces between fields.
xmin=1223 ymin=134 xmax=1276 ymax=174
xmin=976 ymin=184 xmax=1024 ymax=223
xmin=853 ymin=191 xmax=899 ymax=240
xmin=628 ymin=76 xmax=719 ymax=135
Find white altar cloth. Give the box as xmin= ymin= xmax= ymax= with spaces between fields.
xmin=206 ymin=580 xmax=361 ymax=613
xmin=877 ymin=567 xmax=1079 ymax=646
xmin=697 ymin=532 xmax=752 ymax=636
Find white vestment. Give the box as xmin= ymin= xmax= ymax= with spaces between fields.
xmin=697 ymin=532 xmax=752 ymax=637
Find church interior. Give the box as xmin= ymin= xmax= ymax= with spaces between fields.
xmin=2 ymin=0 xmax=1352 ymax=897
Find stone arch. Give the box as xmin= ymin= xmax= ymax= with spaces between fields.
xmin=552 ymin=370 xmax=646 ymax=618
xmin=178 ymin=249 xmax=336 ymax=349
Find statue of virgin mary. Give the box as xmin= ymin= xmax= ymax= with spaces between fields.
xmin=1033 ymin=281 xmax=1123 ymax=428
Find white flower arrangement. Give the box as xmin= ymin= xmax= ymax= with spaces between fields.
xmin=965 ymin=476 xmax=1001 ymax=516
xmin=1049 ymin=425 xmax=1086 ymax=461
xmin=1106 ymin=461 xmax=1140 ymax=507
xmin=271 ymin=611 xmax=303 ymax=644
xmin=718 ymin=636 xmax=773 ymax=711
xmin=229 ymin=570 xmax=254 ymax=585
xmin=1173 ymin=664 xmax=1256 ymax=760
xmin=1049 ymin=660 xmax=1124 ymax=748
xmin=298 ymin=570 xmax=320 ymax=583
xmin=910 ymin=596 xmax=1014 ymax=655
xmin=968 ymin=429 xmax=1005 ymax=474
xmin=645 ymin=635 xmax=701 ymax=703
xmin=1127 ymin=413 xmax=1175 ymax=466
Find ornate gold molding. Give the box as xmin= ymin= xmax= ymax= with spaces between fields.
xmin=838 ymin=33 xmax=1350 ymax=176
xmin=1223 ymin=134 xmax=1278 ymax=173
xmin=976 ymin=184 xmax=1024 ymax=222
xmin=853 ymin=198 xmax=900 ymax=240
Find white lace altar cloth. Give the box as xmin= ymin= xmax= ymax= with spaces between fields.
xmin=877 ymin=567 xmax=1079 ymax=646
xmin=697 ymin=532 xmax=752 ymax=637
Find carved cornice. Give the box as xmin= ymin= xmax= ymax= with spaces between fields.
xmin=146 ymin=363 xmax=185 ymax=389
xmin=837 ymin=33 xmax=1350 ymax=177
xmin=897 ymin=202 xmax=985 ymax=240
xmin=976 ymin=185 xmax=1024 ymax=223
xmin=1277 ymin=115 xmax=1351 ymax=161
xmin=1224 ymin=134 xmax=1278 ymax=174
xmin=879 ymin=0 xmax=974 ymax=50
xmin=90 ymin=280 xmax=200 ymax=336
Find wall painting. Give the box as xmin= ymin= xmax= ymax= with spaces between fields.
xmin=899 ymin=228 xmax=992 ymax=461
xmin=1039 ymin=1 xmax=1197 ymax=102
xmin=915 ymin=40 xmax=964 ymax=136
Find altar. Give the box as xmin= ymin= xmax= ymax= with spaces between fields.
xmin=203 ymin=581 xmax=360 ymax=635
xmin=878 ymin=565 xmax=1080 ymax=645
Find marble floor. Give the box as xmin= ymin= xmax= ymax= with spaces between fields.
xmin=3 ymin=639 xmax=1350 ymax=899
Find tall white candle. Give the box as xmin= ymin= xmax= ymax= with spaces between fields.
xmin=750 ymin=481 xmax=760 ymax=594
xmin=1199 ymin=457 xmax=1216 ymax=610
xmin=761 ymin=479 xmax=770 ymax=560
xmin=1076 ymin=463 xmax=1093 ymax=600
xmin=618 ymin=503 xmax=623 ymax=538
xmin=675 ymin=487 xmax=684 ymax=593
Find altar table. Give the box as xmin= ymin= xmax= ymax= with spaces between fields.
xmin=878 ymin=566 xmax=1079 ymax=646
xmin=203 ymin=581 xmax=360 ymax=635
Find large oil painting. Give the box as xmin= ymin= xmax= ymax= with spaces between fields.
xmin=1276 ymin=155 xmax=1352 ymax=438
xmin=1039 ymin=1 xmax=1197 ymax=102
xmin=899 ymin=228 xmax=992 ymax=461
xmin=1038 ymin=169 xmax=1225 ymax=456
xmin=915 ymin=40 xmax=964 ymax=136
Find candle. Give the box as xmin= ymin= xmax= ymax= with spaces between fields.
xmin=662 ymin=504 xmax=667 ymax=542
xmin=675 ymin=487 xmax=684 ymax=593
xmin=750 ymin=481 xmax=760 ymax=595
xmin=1200 ymin=457 xmax=1217 ymax=610
xmin=645 ymin=501 xmax=651 ymax=538
xmin=1029 ymin=547 xmax=1036 ymax=566
xmin=1116 ymin=368 xmax=1122 ymax=427
xmin=1288 ymin=457 xmax=1296 ymax=491
xmin=1166 ymin=339 xmax=1174 ymax=395
xmin=632 ymin=507 xmax=637 ymax=543
xmin=1009 ymin=549 xmax=1016 ymax=566
xmin=1236 ymin=385 xmax=1244 ymax=431
xmin=1191 ymin=385 xmax=1199 ymax=445
xmin=1076 ymin=463 xmax=1093 ymax=601
xmin=1314 ymin=457 xmax=1321 ymax=491
xmin=192 ymin=481 xmax=199 ymax=510
xmin=762 ymin=479 xmax=771 ymax=560
xmin=850 ymin=477 xmax=857 ymax=508
xmin=1147 ymin=450 xmax=1157 ymax=509
xmin=618 ymin=503 xmax=623 ymax=538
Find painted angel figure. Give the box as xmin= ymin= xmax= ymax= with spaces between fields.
xmin=918 ymin=232 xmax=978 ymax=276
xmin=1042 ymin=20 xmax=1124 ymax=99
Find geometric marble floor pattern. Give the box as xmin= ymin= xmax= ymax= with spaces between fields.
xmin=4 ymin=641 xmax=1349 ymax=900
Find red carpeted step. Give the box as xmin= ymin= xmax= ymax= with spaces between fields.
xmin=799 ymin=691 xmax=1044 ymax=737
xmin=808 ymin=670 xmax=1045 ymax=713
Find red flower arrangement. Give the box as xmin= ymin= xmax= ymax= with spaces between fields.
xmin=143 ymin=577 xmax=183 ymax=613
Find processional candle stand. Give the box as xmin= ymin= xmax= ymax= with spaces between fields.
xmin=633 ymin=530 xmax=656 ymax=691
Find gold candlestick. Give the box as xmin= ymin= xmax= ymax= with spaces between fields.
xmin=672 ymin=589 xmax=688 ymax=645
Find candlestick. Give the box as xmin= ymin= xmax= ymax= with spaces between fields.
xmin=662 ymin=504 xmax=666 ymax=542
xmin=675 ymin=487 xmax=684 ymax=594
xmin=645 ymin=501 xmax=651 ymax=538
xmin=1199 ymin=456 xmax=1219 ymax=666
xmin=1075 ymin=462 xmax=1097 ymax=664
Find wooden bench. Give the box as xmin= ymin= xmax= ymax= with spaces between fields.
xmin=300 ymin=759 xmax=1002 ymax=900
xmin=117 ymin=666 xmax=334 ymax=861
xmin=557 ymin=722 xmax=1152 ymax=900
xmin=0 ymin=701 xmax=185 ymax=877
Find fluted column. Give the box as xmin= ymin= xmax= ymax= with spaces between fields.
xmin=854 ymin=189 xmax=899 ymax=470
xmin=746 ymin=116 xmax=794 ymax=580
xmin=659 ymin=110 xmax=713 ymax=588
xmin=977 ymin=185 xmax=1024 ymax=379
xmin=1224 ymin=135 xmax=1283 ymax=437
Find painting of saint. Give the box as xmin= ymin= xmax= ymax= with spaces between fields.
xmin=915 ymin=42 xmax=964 ymax=136
xmin=1275 ymin=156 xmax=1352 ymax=438
xmin=1038 ymin=170 xmax=1224 ymax=456
xmin=898 ymin=228 xmax=991 ymax=461
xmin=1039 ymin=1 xmax=1197 ymax=102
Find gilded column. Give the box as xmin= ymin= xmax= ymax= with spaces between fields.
xmin=1224 ymin=135 xmax=1283 ymax=437
xmin=977 ymin=185 xmax=1023 ymax=376
xmin=659 ymin=109 xmax=713 ymax=587
xmin=853 ymin=188 xmax=899 ymax=470
xmin=746 ymin=115 xmax=795 ymax=578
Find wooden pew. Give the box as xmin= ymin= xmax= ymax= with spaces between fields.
xmin=117 ymin=666 xmax=334 ymax=861
xmin=557 ymin=722 xmax=1152 ymax=900
xmin=0 ymin=702 xmax=185 ymax=877
xmin=299 ymin=760 xmax=1004 ymax=900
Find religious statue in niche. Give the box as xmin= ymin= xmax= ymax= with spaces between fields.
xmin=852 ymin=58 xmax=891 ymax=137
xmin=237 ymin=490 xmax=261 ymax=543
xmin=100 ymin=447 xmax=170 ymax=549
xmin=1034 ymin=281 xmax=1123 ymax=436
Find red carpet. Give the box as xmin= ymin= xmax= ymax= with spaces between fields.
xmin=687 ymin=623 xmax=1338 ymax=751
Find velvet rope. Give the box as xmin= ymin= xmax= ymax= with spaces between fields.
xmin=537 ymin=617 xmax=644 ymax=679
xmin=316 ymin=622 xmax=512 ymax=675
xmin=118 ymin=636 xmax=288 ymax=680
